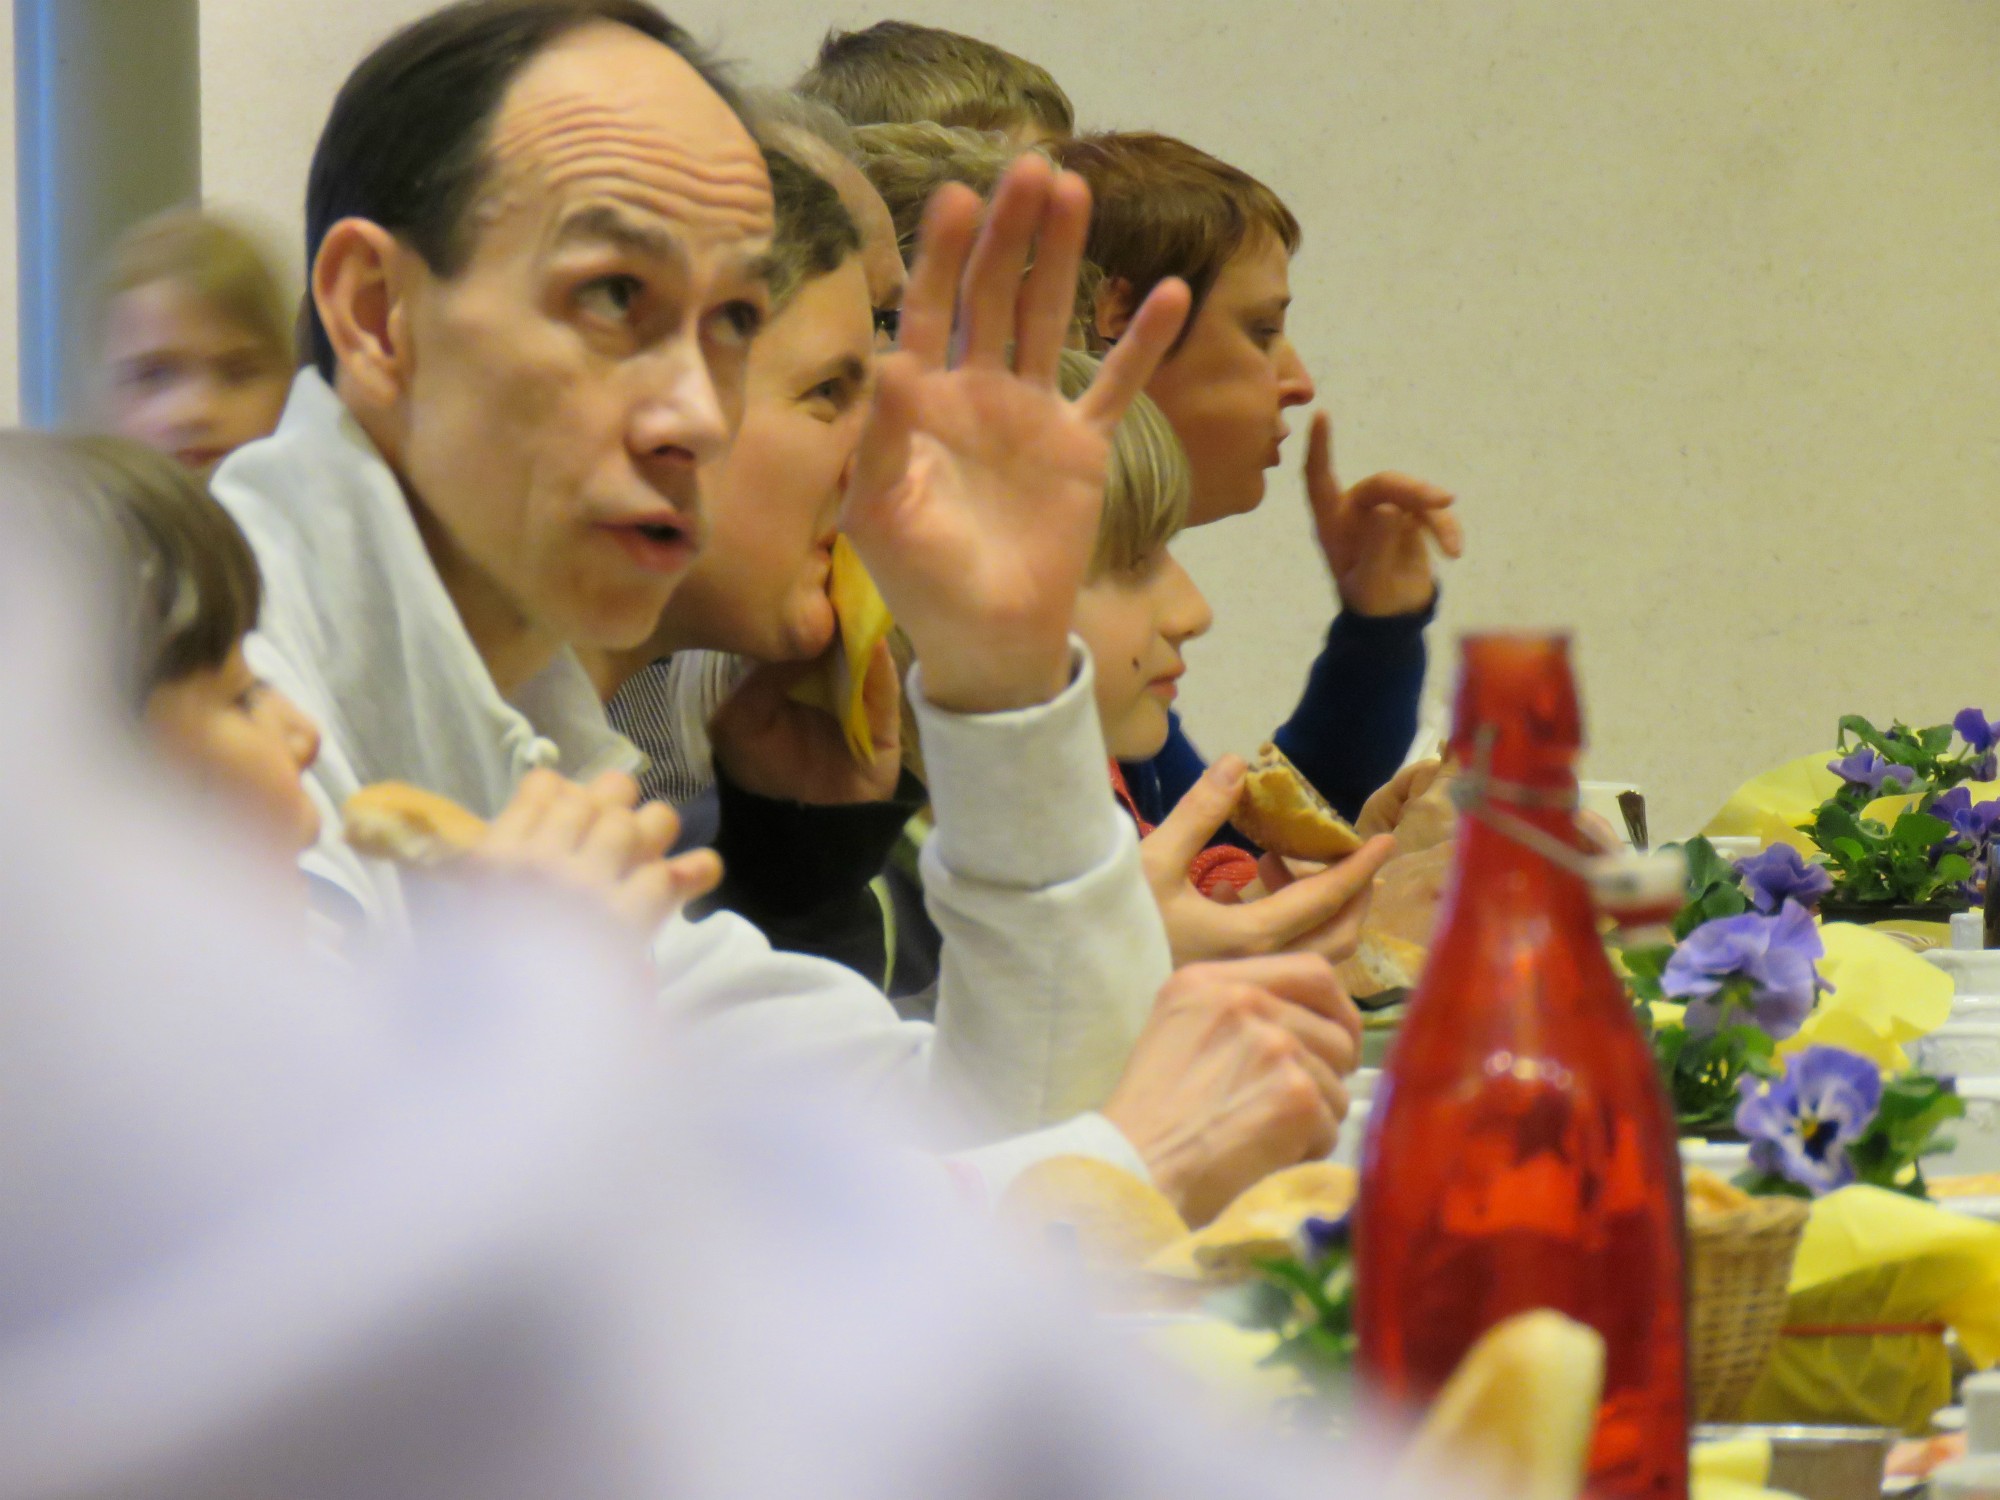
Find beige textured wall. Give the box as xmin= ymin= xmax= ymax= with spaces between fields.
xmin=17 ymin=0 xmax=1993 ymax=834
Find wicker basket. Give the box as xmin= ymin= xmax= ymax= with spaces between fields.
xmin=1688 ymin=1194 xmax=1812 ymax=1422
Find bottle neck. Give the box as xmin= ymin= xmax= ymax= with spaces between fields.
xmin=1449 ymin=761 xmax=1601 ymax=930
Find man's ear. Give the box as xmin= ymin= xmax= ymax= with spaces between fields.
xmin=1090 ymin=275 xmax=1138 ymax=353
xmin=312 ymin=218 xmax=414 ymax=409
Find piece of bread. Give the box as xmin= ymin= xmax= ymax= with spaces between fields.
xmin=1356 ymin=929 xmax=1428 ymax=991
xmin=343 ymin=781 xmax=488 ymax=866
xmin=998 ymin=1156 xmax=1191 ymax=1271
xmin=1684 ymin=1166 xmax=1755 ymax=1219
xmin=1145 ymin=1163 xmax=1358 ymax=1280
xmin=1398 ymin=1310 xmax=1605 ymax=1500
xmin=1231 ymin=742 xmax=1365 ymax=862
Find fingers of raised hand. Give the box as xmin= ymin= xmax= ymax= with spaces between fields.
xmin=842 ymin=356 xmax=920 ymax=531
xmin=1076 ymin=276 xmax=1191 ymax=434
xmin=1012 ymin=168 xmax=1091 ymax=383
xmin=899 ymin=183 xmax=983 ymax=371
xmin=959 ymin=154 xmax=1053 ymax=370
xmin=1305 ymin=410 xmax=1341 ymax=506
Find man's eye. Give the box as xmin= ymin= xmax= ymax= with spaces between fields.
xmin=578 ymin=275 xmax=644 ymax=321
xmin=872 ymin=307 xmax=901 ymax=346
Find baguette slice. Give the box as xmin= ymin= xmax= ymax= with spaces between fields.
xmin=343 ymin=781 xmax=488 ymax=866
xmin=1399 ymin=1310 xmax=1605 ymax=1500
xmin=1231 ymin=742 xmax=1365 ymax=862
xmin=1355 ymin=929 xmax=1428 ymax=991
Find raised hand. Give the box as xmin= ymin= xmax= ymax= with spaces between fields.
xmin=842 ymin=154 xmax=1192 ymax=715
xmin=708 ymin=641 xmax=904 ymax=806
xmin=1141 ymin=757 xmax=1397 ymax=966
xmin=1305 ymin=412 xmax=1462 ymax=619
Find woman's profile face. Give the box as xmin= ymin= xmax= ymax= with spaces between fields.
xmin=102 ymin=279 xmax=291 ymax=477
xmin=1142 ymin=232 xmax=1317 ymax=526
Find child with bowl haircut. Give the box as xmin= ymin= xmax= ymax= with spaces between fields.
xmin=95 ymin=209 xmax=297 ymax=478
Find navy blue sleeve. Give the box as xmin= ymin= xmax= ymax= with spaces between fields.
xmin=1119 ymin=714 xmax=1261 ymax=854
xmin=1273 ymin=596 xmax=1436 ymax=821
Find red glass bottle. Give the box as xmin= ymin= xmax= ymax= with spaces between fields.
xmin=1355 ymin=634 xmax=1688 ymax=1499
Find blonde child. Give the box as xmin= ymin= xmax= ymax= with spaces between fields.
xmin=1053 ymin=352 xmax=1394 ymax=964
xmin=95 ymin=209 xmax=296 ymax=477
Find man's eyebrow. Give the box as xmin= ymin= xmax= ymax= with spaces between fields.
xmin=552 ymin=205 xmax=686 ymax=266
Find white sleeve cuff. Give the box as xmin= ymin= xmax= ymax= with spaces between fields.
xmin=907 ymin=639 xmax=1120 ymax=890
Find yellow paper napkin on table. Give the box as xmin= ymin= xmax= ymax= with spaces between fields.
xmin=1693 ymin=1435 xmax=1772 ymax=1489
xmin=1703 ymin=753 xmax=1843 ymax=853
xmin=1703 ymin=751 xmax=2000 ymax=857
xmin=1742 ymin=1185 xmax=2000 ymax=1432
xmin=788 ymin=535 xmax=894 ymax=765
xmin=1779 ymin=923 xmax=1954 ymax=1071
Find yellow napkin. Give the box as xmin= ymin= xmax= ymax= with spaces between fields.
xmin=1742 ymin=1185 xmax=2000 ymax=1432
xmin=1703 ymin=752 xmax=2000 ymax=855
xmin=788 ymin=535 xmax=893 ymax=764
xmin=1703 ymin=753 xmax=1843 ymax=853
xmin=1778 ymin=922 xmax=1954 ymax=1071
xmin=1693 ymin=1435 xmax=1772 ymax=1489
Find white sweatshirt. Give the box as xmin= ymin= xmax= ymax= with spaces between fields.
xmin=212 ymin=373 xmax=1168 ymax=1191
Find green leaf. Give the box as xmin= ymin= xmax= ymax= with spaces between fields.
xmin=1831 ymin=837 xmax=1868 ymax=863
xmin=1921 ymin=724 xmax=1955 ymax=756
xmin=1892 ymin=811 xmax=1953 ymax=852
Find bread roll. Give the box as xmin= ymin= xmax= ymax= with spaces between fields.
xmin=1232 ymin=742 xmax=1365 ymax=862
xmin=342 ymin=781 xmax=488 ymax=866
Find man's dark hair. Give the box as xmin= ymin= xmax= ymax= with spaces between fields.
xmin=304 ymin=0 xmax=743 ymax=377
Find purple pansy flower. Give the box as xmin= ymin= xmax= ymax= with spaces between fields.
xmin=1295 ymin=1213 xmax=1350 ymax=1266
xmin=1735 ymin=1045 xmax=1882 ymax=1194
xmin=1933 ymin=786 xmax=2000 ymax=848
xmin=1661 ymin=900 xmax=1830 ymax=1040
xmin=1827 ymin=747 xmax=1918 ymax=794
xmin=1956 ymin=709 xmax=2000 ymax=756
xmin=1733 ymin=844 xmax=1834 ymax=914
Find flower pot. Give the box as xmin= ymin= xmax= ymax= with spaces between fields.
xmin=1818 ymin=900 xmax=1967 ymax=925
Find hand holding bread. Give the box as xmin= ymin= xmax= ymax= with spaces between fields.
xmin=1141 ymin=757 xmax=1395 ymax=967
xmin=343 ymin=769 xmax=719 ymax=933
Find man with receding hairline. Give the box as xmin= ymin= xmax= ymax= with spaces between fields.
xmin=218 ymin=0 xmax=1373 ymax=1211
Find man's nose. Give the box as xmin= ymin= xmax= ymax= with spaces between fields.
xmin=1276 ymin=340 xmax=1316 ymax=410
xmin=632 ymin=352 xmax=733 ymax=467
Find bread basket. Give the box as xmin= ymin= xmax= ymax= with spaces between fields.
xmin=1687 ymin=1193 xmax=1811 ymax=1421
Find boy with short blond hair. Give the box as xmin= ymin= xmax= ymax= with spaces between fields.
xmin=797 ymin=21 xmax=1072 ymax=143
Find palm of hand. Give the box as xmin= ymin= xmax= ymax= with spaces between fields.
xmin=852 ymin=362 xmax=1108 ymax=638
xmin=1319 ymin=484 xmax=1439 ymax=618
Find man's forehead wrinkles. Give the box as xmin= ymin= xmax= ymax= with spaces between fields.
xmin=493 ymin=92 xmax=767 ymax=194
